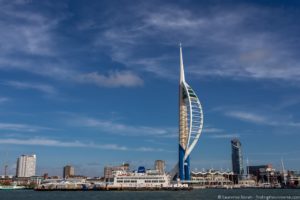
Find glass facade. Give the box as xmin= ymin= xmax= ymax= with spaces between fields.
xmin=231 ymin=139 xmax=244 ymax=176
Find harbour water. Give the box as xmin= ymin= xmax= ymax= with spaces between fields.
xmin=1 ymin=189 xmax=300 ymax=200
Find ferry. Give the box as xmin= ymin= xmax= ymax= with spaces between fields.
xmin=35 ymin=168 xmax=190 ymax=191
xmin=106 ymin=168 xmax=189 ymax=190
xmin=109 ymin=169 xmax=170 ymax=188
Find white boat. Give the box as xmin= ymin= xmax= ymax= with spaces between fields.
xmin=109 ymin=170 xmax=171 ymax=188
xmin=0 ymin=184 xmax=25 ymax=190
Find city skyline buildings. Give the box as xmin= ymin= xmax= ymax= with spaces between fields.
xmin=0 ymin=1 xmax=300 ymax=176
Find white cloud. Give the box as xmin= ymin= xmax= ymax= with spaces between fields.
xmin=136 ymin=147 xmax=166 ymax=152
xmin=202 ymin=124 xmax=238 ymax=139
xmin=0 ymin=122 xmax=52 ymax=132
xmin=208 ymin=134 xmax=240 ymax=139
xmin=0 ymin=2 xmax=143 ymax=88
xmin=0 ymin=97 xmax=9 ymax=103
xmin=0 ymin=2 xmax=62 ymax=56
xmin=278 ymin=96 xmax=300 ymax=110
xmin=0 ymin=137 xmax=127 ymax=150
xmin=1 ymin=2 xmax=299 ymax=86
xmin=4 ymin=80 xmax=57 ymax=95
xmin=0 ymin=137 xmax=169 ymax=152
xmin=224 ymin=109 xmax=300 ymax=129
xmin=0 ymin=57 xmax=143 ymax=88
xmin=143 ymin=7 xmax=212 ymax=32
xmin=93 ymin=3 xmax=300 ymax=83
xmin=94 ymin=143 xmax=128 ymax=151
xmin=68 ymin=116 xmax=177 ymax=138
xmin=70 ymin=116 xmax=225 ymax=139
xmin=287 ymin=122 xmax=300 ymax=127
xmin=0 ymin=138 xmax=85 ymax=147
xmin=225 ymin=111 xmax=271 ymax=125
xmin=203 ymin=127 xmax=223 ymax=133
xmin=77 ymin=70 xmax=143 ymax=87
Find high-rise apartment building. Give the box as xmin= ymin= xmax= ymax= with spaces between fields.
xmin=104 ymin=163 xmax=129 ymax=182
xmin=231 ymin=139 xmax=244 ymax=176
xmin=63 ymin=165 xmax=75 ymax=178
xmin=16 ymin=154 xmax=36 ymax=177
xmin=154 ymin=160 xmax=165 ymax=174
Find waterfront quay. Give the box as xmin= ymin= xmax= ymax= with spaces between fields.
xmin=2 ymin=189 xmax=300 ymax=200
xmin=35 ymin=185 xmax=192 ymax=191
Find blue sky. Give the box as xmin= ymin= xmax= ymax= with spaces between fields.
xmin=0 ymin=0 xmax=300 ymax=177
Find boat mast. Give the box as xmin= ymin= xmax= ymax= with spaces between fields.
xmin=281 ymin=158 xmax=287 ymax=185
xmin=246 ymin=158 xmax=250 ymax=179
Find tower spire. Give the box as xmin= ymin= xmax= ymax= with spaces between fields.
xmin=176 ymin=43 xmax=203 ymax=181
xmin=179 ymin=43 xmax=185 ymax=83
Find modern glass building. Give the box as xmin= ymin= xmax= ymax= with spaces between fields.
xmin=231 ymin=139 xmax=244 ymax=176
xmin=178 ymin=45 xmax=204 ymax=181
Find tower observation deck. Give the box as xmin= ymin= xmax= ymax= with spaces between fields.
xmin=178 ymin=44 xmax=204 ymax=181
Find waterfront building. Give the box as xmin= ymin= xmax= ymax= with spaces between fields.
xmin=248 ymin=164 xmax=272 ymax=178
xmin=104 ymin=163 xmax=129 ymax=182
xmin=190 ymin=169 xmax=234 ymax=187
xmin=287 ymin=171 xmax=300 ymax=188
xmin=16 ymin=154 xmax=36 ymax=177
xmin=63 ymin=165 xmax=75 ymax=178
xmin=231 ymin=139 xmax=244 ymax=178
xmin=248 ymin=164 xmax=278 ymax=184
xmin=154 ymin=160 xmax=165 ymax=174
xmin=177 ymin=44 xmax=204 ymax=181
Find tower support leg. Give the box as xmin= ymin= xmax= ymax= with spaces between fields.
xmin=184 ymin=156 xmax=190 ymax=180
xmin=179 ymin=145 xmax=185 ymax=180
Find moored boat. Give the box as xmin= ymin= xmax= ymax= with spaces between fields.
xmin=0 ymin=184 xmax=25 ymax=190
